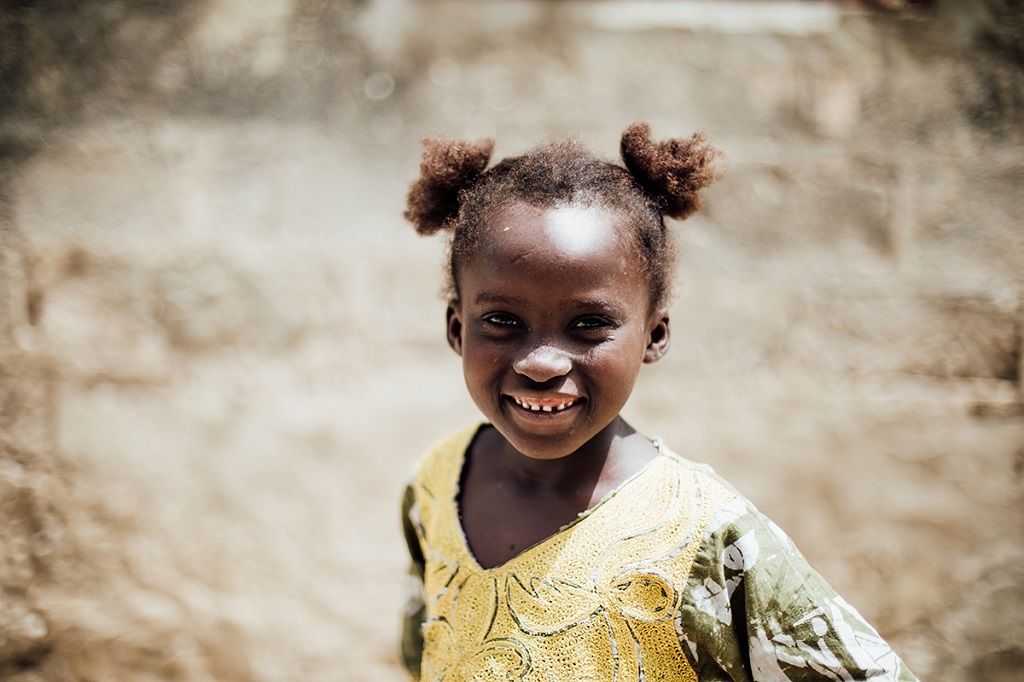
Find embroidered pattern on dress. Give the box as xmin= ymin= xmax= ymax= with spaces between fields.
xmin=413 ymin=428 xmax=733 ymax=682
xmin=422 ymin=573 xmax=531 ymax=681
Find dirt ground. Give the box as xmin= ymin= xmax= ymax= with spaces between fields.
xmin=1 ymin=1 xmax=1022 ymax=680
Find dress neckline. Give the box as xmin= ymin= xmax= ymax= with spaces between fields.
xmin=450 ymin=423 xmax=667 ymax=573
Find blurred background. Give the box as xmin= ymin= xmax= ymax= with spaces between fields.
xmin=0 ymin=0 xmax=1022 ymax=680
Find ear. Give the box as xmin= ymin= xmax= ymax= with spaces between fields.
xmin=643 ymin=308 xmax=670 ymax=364
xmin=446 ymin=301 xmax=463 ymax=356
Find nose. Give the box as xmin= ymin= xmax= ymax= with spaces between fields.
xmin=513 ymin=344 xmax=572 ymax=383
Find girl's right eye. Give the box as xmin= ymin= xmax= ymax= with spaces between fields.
xmin=482 ymin=313 xmax=520 ymax=328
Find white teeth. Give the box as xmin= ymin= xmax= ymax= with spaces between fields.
xmin=513 ymin=397 xmax=577 ymax=412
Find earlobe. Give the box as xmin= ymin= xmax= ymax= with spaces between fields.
xmin=643 ymin=309 xmax=670 ymax=364
xmin=446 ymin=302 xmax=463 ymax=356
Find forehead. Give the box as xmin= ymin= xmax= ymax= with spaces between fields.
xmin=475 ymin=201 xmax=637 ymax=270
xmin=457 ymin=201 xmax=652 ymax=309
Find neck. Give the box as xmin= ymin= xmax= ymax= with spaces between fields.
xmin=490 ymin=417 xmax=655 ymax=498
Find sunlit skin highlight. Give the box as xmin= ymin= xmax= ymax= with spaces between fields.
xmin=446 ymin=201 xmax=670 ymax=568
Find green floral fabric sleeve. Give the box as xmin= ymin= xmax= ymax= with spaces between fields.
xmin=401 ymin=484 xmax=425 ymax=680
xmin=674 ymin=489 xmax=919 ymax=681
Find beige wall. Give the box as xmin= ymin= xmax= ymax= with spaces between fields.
xmin=0 ymin=1 xmax=1021 ymax=680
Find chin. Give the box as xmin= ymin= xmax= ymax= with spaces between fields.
xmin=492 ymin=422 xmax=593 ymax=461
xmin=475 ymin=395 xmax=603 ymax=459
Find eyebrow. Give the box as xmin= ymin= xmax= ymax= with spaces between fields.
xmin=473 ymin=293 xmax=523 ymax=306
xmin=473 ymin=292 xmax=626 ymax=315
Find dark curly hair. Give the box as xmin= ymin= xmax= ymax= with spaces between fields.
xmin=404 ymin=123 xmax=725 ymax=309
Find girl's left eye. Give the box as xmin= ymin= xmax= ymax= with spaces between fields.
xmin=572 ymin=316 xmax=614 ymax=331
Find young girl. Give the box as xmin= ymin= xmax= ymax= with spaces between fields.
xmin=399 ymin=123 xmax=918 ymax=682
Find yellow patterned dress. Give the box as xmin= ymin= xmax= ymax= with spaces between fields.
xmin=401 ymin=426 xmax=918 ymax=682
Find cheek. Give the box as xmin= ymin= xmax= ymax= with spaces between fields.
xmin=587 ymin=343 xmax=645 ymax=387
xmin=462 ymin=341 xmax=504 ymax=379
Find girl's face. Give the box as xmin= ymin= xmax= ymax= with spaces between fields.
xmin=447 ymin=201 xmax=670 ymax=461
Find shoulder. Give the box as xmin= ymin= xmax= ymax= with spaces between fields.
xmin=655 ymin=445 xmax=753 ymax=530
xmin=660 ymin=450 xmax=833 ymax=607
xmin=655 ymin=445 xmax=807 ymax=567
xmin=407 ymin=423 xmax=482 ymax=497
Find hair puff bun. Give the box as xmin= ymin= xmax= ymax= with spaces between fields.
xmin=404 ymin=137 xmax=495 ymax=235
xmin=619 ymin=122 xmax=725 ymax=220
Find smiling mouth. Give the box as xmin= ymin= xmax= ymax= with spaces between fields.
xmin=511 ymin=396 xmax=580 ymax=413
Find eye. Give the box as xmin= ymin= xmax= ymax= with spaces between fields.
xmin=572 ymin=316 xmax=615 ymax=331
xmin=482 ymin=312 xmax=521 ymax=328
